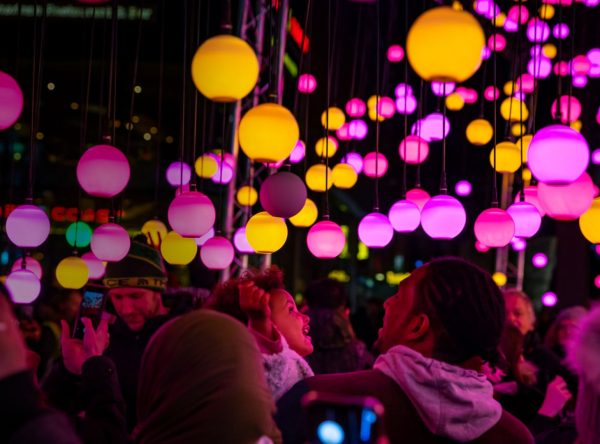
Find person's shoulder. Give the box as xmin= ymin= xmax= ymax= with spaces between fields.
xmin=306 ymin=369 xmax=401 ymax=397
xmin=478 ymin=409 xmax=534 ymax=444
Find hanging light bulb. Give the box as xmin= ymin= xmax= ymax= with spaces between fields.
xmin=321 ymin=107 xmax=346 ymax=130
xmin=305 ymin=164 xmax=333 ymax=192
xmin=91 ymin=223 xmax=131 ymax=262
xmin=11 ymin=256 xmax=43 ymax=280
xmin=421 ymin=195 xmax=466 ymax=239
xmin=406 ymin=188 xmax=431 ymax=211
xmin=306 ymin=220 xmax=346 ymax=259
xmin=260 ymin=172 xmax=307 ymax=219
xmin=289 ymin=199 xmax=318 ymax=228
xmin=579 ymin=198 xmax=600 ymax=244
xmin=5 ymin=204 xmax=51 ymax=248
xmin=5 ymin=269 xmax=41 ymax=304
xmin=0 ymin=70 xmax=24 ymax=130
xmin=141 ymin=219 xmax=168 ymax=246
xmin=168 ymin=191 xmax=215 ymax=237
xmin=537 ymin=173 xmax=595 ymax=221
xmin=388 ymin=200 xmax=421 ymax=233
xmin=332 ymin=163 xmax=358 ymax=189
xmin=66 ymin=221 xmax=93 ymax=248
xmin=245 ymin=212 xmax=288 ymax=254
xmin=233 ymin=227 xmax=255 ymax=254
xmin=358 ymin=212 xmax=394 ymax=248
xmin=200 ymin=236 xmax=234 ymax=270
xmin=466 ymin=119 xmax=494 ymax=145
xmin=474 ymin=208 xmax=515 ymax=247
xmin=77 ymin=144 xmax=130 ymax=198
xmin=56 ymin=256 xmax=89 ymax=290
xmin=398 ymin=135 xmax=429 ymax=164
xmin=160 ymin=231 xmax=198 ymax=265
xmin=81 ymin=252 xmax=106 ymax=280
xmin=506 ymin=201 xmax=542 ymax=238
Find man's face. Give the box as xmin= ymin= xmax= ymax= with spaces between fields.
xmin=108 ymin=288 xmax=161 ymax=332
xmin=505 ymin=294 xmax=535 ymax=336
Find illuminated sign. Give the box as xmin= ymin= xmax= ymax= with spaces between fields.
xmin=0 ymin=204 xmax=122 ymax=224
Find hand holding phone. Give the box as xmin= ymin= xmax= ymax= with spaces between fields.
xmin=60 ymin=317 xmax=110 ymax=375
xmin=73 ymin=286 xmax=108 ymax=339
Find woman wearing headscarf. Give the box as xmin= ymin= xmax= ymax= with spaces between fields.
xmin=133 ymin=310 xmax=281 ymax=444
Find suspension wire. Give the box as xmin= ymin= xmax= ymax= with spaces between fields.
xmin=199 ymin=0 xmax=210 ymax=192
xmin=178 ymin=0 xmax=189 ymax=192
xmin=556 ymin=3 xmax=563 ymax=121
xmin=567 ymin=3 xmax=576 ymax=123
xmin=153 ymin=0 xmax=166 ymax=212
xmin=415 ymin=78 xmax=425 ymax=188
xmin=292 ymin=0 xmax=312 ymax=117
xmin=491 ymin=9 xmax=498 ymax=206
xmin=440 ymin=81 xmax=448 ymax=194
xmin=190 ymin=0 xmax=202 ymax=189
xmin=106 ymin=0 xmax=118 ymax=142
xmin=373 ymin=0 xmax=381 ymax=211
xmin=401 ymin=0 xmax=409 ymax=199
xmin=323 ymin=0 xmax=332 ymax=218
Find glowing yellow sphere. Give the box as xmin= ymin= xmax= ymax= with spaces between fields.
xmin=321 ymin=107 xmax=346 ymax=130
xmin=315 ymin=136 xmax=338 ymax=158
xmin=246 ymin=211 xmax=288 ymax=254
xmin=289 ymin=199 xmax=318 ymax=227
xmin=500 ymin=97 xmax=529 ymax=122
xmin=332 ymin=163 xmax=358 ymax=189
xmin=490 ymin=141 xmax=521 ymax=173
xmin=503 ymin=81 xmax=517 ymax=96
xmin=407 ymin=6 xmax=485 ymax=82
xmin=511 ymin=123 xmax=527 ymax=137
xmin=194 ymin=155 xmax=218 ymax=178
xmin=367 ymin=95 xmax=380 ymax=109
xmin=191 ymin=35 xmax=259 ymax=102
xmin=579 ymin=198 xmax=600 ymax=244
xmin=305 ymin=164 xmax=333 ymax=192
xmin=160 ymin=231 xmax=198 ymax=265
xmin=494 ymin=12 xmax=506 ymax=27
xmin=141 ymin=219 xmax=168 ymax=246
xmin=517 ymin=134 xmax=533 ymax=162
xmin=452 ymin=1 xmax=463 ymax=11
xmin=368 ymin=107 xmax=386 ymax=122
xmin=445 ymin=93 xmax=465 ymax=111
xmin=239 ymin=103 xmax=299 ymax=163
xmin=543 ymin=43 xmax=557 ymax=59
xmin=571 ymin=120 xmax=582 ymax=132
xmin=236 ymin=185 xmax=258 ymax=206
xmin=539 ymin=4 xmax=555 ymax=20
xmin=492 ymin=272 xmax=507 ymax=287
xmin=466 ymin=119 xmax=493 ymax=146
xmin=56 ymin=256 xmax=89 ymax=290
xmin=522 ymin=167 xmax=532 ymax=183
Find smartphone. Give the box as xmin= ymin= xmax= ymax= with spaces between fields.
xmin=302 ymin=391 xmax=387 ymax=444
xmin=72 ymin=285 xmax=108 ymax=339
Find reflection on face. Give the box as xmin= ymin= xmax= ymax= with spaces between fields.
xmin=505 ymin=294 xmax=535 ymax=336
xmin=269 ymin=289 xmax=313 ymax=357
xmin=109 ymin=288 xmax=161 ymax=332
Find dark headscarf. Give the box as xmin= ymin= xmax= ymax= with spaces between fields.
xmin=134 ymin=310 xmax=281 ymax=444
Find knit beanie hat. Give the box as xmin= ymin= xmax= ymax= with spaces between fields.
xmin=103 ymin=235 xmax=168 ymax=291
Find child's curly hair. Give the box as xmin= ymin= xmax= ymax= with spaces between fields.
xmin=206 ymin=265 xmax=285 ymax=323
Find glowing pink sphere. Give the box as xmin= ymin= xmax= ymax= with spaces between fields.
xmin=508 ymin=5 xmax=529 ymax=24
xmin=503 ymin=18 xmax=519 ymax=33
xmin=511 ymin=237 xmax=527 ymax=252
xmin=212 ymin=161 xmax=234 ymax=184
xmin=406 ymin=188 xmax=430 ymax=211
xmin=516 ymin=74 xmax=535 ymax=93
xmin=0 ymin=71 xmax=24 ymax=130
xmin=475 ymin=240 xmax=490 ymax=253
xmin=532 ymin=252 xmax=548 ymax=268
xmin=341 ymin=152 xmax=363 ymax=174
xmin=538 ymin=173 xmax=595 ymax=220
xmin=363 ymin=152 xmax=388 ymax=178
xmin=484 ymin=86 xmax=500 ymax=101
xmin=395 ymin=95 xmax=417 ymax=115
xmin=455 ymin=87 xmax=478 ymax=104
xmin=388 ymin=200 xmax=420 ymax=233
xmin=527 ymin=18 xmax=550 ymax=42
xmin=455 ymin=180 xmax=472 ymax=197
xmin=591 ymin=149 xmax=600 ymax=165
xmin=168 ymin=191 xmax=215 ymax=237
xmin=551 ymin=96 xmax=581 ymax=123
xmin=541 ymin=292 xmax=557 ymax=307
xmin=358 ymin=212 xmax=394 ymax=248
xmin=506 ymin=201 xmax=542 ymax=238
xmin=195 ymin=227 xmax=215 ymax=246
xmin=431 ymin=82 xmax=455 ymax=97
xmin=474 ymin=208 xmax=515 ymax=248
xmin=165 ymin=162 xmax=191 ymax=187
xmin=5 ymin=205 xmax=51 ymax=248
xmin=528 ymin=56 xmax=552 ymax=79
xmin=387 ymin=44 xmax=404 ymax=62
xmin=11 ymin=256 xmax=43 ymax=279
xmin=81 ymin=252 xmax=106 ymax=280
xmin=594 ymin=275 xmax=600 ymax=289
xmin=420 ymin=195 xmax=466 ymax=239
xmin=399 ymin=135 xmax=429 ymax=164
xmin=336 ymin=123 xmax=351 ymax=141
xmin=377 ymin=97 xmax=396 ymax=119
xmin=348 ymin=119 xmax=368 ymax=140
xmin=306 ymin=220 xmax=346 ymax=259
xmin=554 ymin=61 xmax=570 ymax=77
xmin=572 ymin=75 xmax=588 ymax=88
xmin=346 ymin=98 xmax=366 ymax=117
xmin=6 ymin=269 xmax=41 ymax=304
xmin=572 ymin=55 xmax=591 ymax=76
xmin=481 ymin=47 xmax=492 ymax=60
xmin=298 ymin=74 xmax=317 ymax=93
xmin=260 ymin=172 xmax=307 ymax=218
xmin=395 ymin=83 xmax=413 ymax=97
xmin=200 ymin=236 xmax=234 ymax=270
xmin=233 ymin=227 xmax=254 ymax=254
xmin=515 ymin=186 xmax=546 ymax=217
xmin=553 ymin=23 xmax=569 ymax=39
xmin=411 ymin=113 xmax=450 ymax=142
xmin=289 ymin=140 xmax=306 ymax=164
xmin=475 ymin=0 xmax=499 ymax=19
xmin=90 ymin=223 xmax=130 ymax=262
xmin=77 ymin=145 xmax=130 ymax=197
xmin=488 ymin=33 xmax=506 ymax=52
xmin=528 ymin=124 xmax=589 ymax=184
xmin=587 ymin=48 xmax=600 ymax=77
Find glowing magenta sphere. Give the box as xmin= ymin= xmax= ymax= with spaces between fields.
xmin=475 ymin=240 xmax=490 ymax=253
xmin=387 ymin=44 xmax=405 ymax=62
xmin=260 ymin=172 xmax=307 ymax=218
xmin=538 ymin=173 xmax=595 ymax=221
xmin=395 ymin=95 xmax=418 ymax=115
xmin=77 ymin=145 xmax=130 ymax=198
xmin=411 ymin=113 xmax=450 ymax=142
xmin=168 ymin=191 xmax=215 ymax=237
xmin=475 ymin=0 xmax=499 ymax=19
xmin=572 ymin=75 xmax=588 ymax=88
xmin=81 ymin=252 xmax=106 ymax=280
xmin=212 ymin=161 xmax=234 ymax=184
xmin=588 ymin=48 xmax=600 ymax=77
xmin=0 ymin=71 xmax=24 ymax=130
xmin=298 ymin=73 xmax=317 ymax=93
xmin=553 ymin=23 xmax=569 ymax=39
xmin=506 ymin=201 xmax=542 ymax=238
xmin=455 ymin=180 xmax=473 ymax=197
xmin=503 ymin=18 xmax=518 ymax=33
xmin=399 ymin=135 xmax=429 ymax=164
xmin=507 ymin=5 xmax=529 ymax=24
xmin=358 ymin=212 xmax=394 ymax=248
xmin=233 ymin=227 xmax=254 ymax=254
xmin=90 ymin=223 xmax=130 ymax=262
xmin=376 ymin=97 xmax=396 ymax=119
xmin=6 ymin=269 xmax=41 ymax=304
xmin=594 ymin=275 xmax=600 ymax=289
xmin=341 ymin=152 xmax=363 ymax=174
xmin=528 ymin=124 xmax=589 ymax=184
xmin=551 ymin=96 xmax=581 ymax=124
xmin=388 ymin=200 xmax=420 ymax=233
xmin=166 ymin=162 xmax=191 ymax=187
xmin=289 ymin=140 xmax=306 ymax=163
xmin=541 ymin=291 xmax=557 ymax=307
xmin=516 ymin=74 xmax=535 ymax=93
xmin=591 ymin=149 xmax=600 ymax=165
xmin=11 ymin=256 xmax=43 ymax=279
xmin=5 ymin=205 xmax=50 ymax=248
xmin=348 ymin=119 xmax=368 ymax=140
xmin=363 ymin=152 xmax=388 ymax=178
xmin=200 ymin=236 xmax=234 ymax=270
xmin=488 ymin=33 xmax=506 ymax=52
xmin=511 ymin=237 xmax=527 ymax=252
xmin=484 ymin=86 xmax=500 ymax=101
xmin=532 ymin=252 xmax=548 ymax=268
xmin=431 ymin=82 xmax=455 ymax=97
xmin=474 ymin=208 xmax=515 ymax=248
xmin=572 ymin=55 xmax=591 ymax=76
xmin=306 ymin=220 xmax=346 ymax=259
xmin=481 ymin=47 xmax=492 ymax=60
xmin=195 ymin=227 xmax=215 ymax=246
xmin=527 ymin=18 xmax=550 ymax=42
xmin=406 ymin=188 xmax=430 ymax=211
xmin=421 ymin=195 xmax=466 ymax=239
xmin=455 ymin=87 xmax=478 ymax=104
xmin=554 ymin=61 xmax=570 ymax=77
xmin=336 ymin=123 xmax=351 ymax=141
xmin=515 ymin=186 xmax=546 ymax=217
xmin=395 ymin=83 xmax=414 ymax=97
xmin=346 ymin=98 xmax=366 ymax=117
xmin=528 ymin=56 xmax=552 ymax=79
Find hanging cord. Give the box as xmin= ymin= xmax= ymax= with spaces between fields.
xmin=567 ymin=4 xmax=576 ymax=123
xmin=198 ymin=0 xmax=210 ymax=192
xmin=323 ymin=0 xmax=332 ymax=218
xmin=301 ymin=1 xmax=314 ymax=174
xmin=178 ymin=0 xmax=189 ymax=192
xmin=516 ymin=3 xmax=526 ymax=200
xmin=292 ymin=0 xmax=312 ymax=116
xmin=440 ymin=82 xmax=448 ymax=194
xmin=217 ymin=104 xmax=228 ymax=233
xmin=349 ymin=8 xmax=362 ymax=99
xmin=401 ymin=0 xmax=409 ymax=199
xmin=478 ymin=51 xmax=488 ymax=118
xmin=415 ymin=78 xmax=425 ymax=188
xmin=153 ymin=0 xmax=165 ymax=213
xmin=190 ymin=0 xmax=202 ymax=189
xmin=530 ymin=0 xmax=541 ymax=136
xmin=96 ymin=16 xmax=108 ymax=141
xmin=491 ymin=10 xmax=498 ymax=206
xmin=7 ymin=1 xmax=23 ymax=205
xmin=373 ymin=0 xmax=381 ymax=211
xmin=105 ymin=0 xmax=118 ymax=142
xmin=329 ymin=0 xmax=341 ymax=105
xmin=556 ymin=3 xmax=563 ymax=121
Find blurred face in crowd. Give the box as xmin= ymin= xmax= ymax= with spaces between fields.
xmin=269 ymin=289 xmax=313 ymax=357
xmin=109 ymin=288 xmax=163 ymax=332
xmin=505 ymin=293 xmax=535 ymax=336
xmin=557 ymin=319 xmax=580 ymax=347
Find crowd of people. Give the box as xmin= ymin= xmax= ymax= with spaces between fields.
xmin=1 ymin=236 xmax=599 ymax=443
